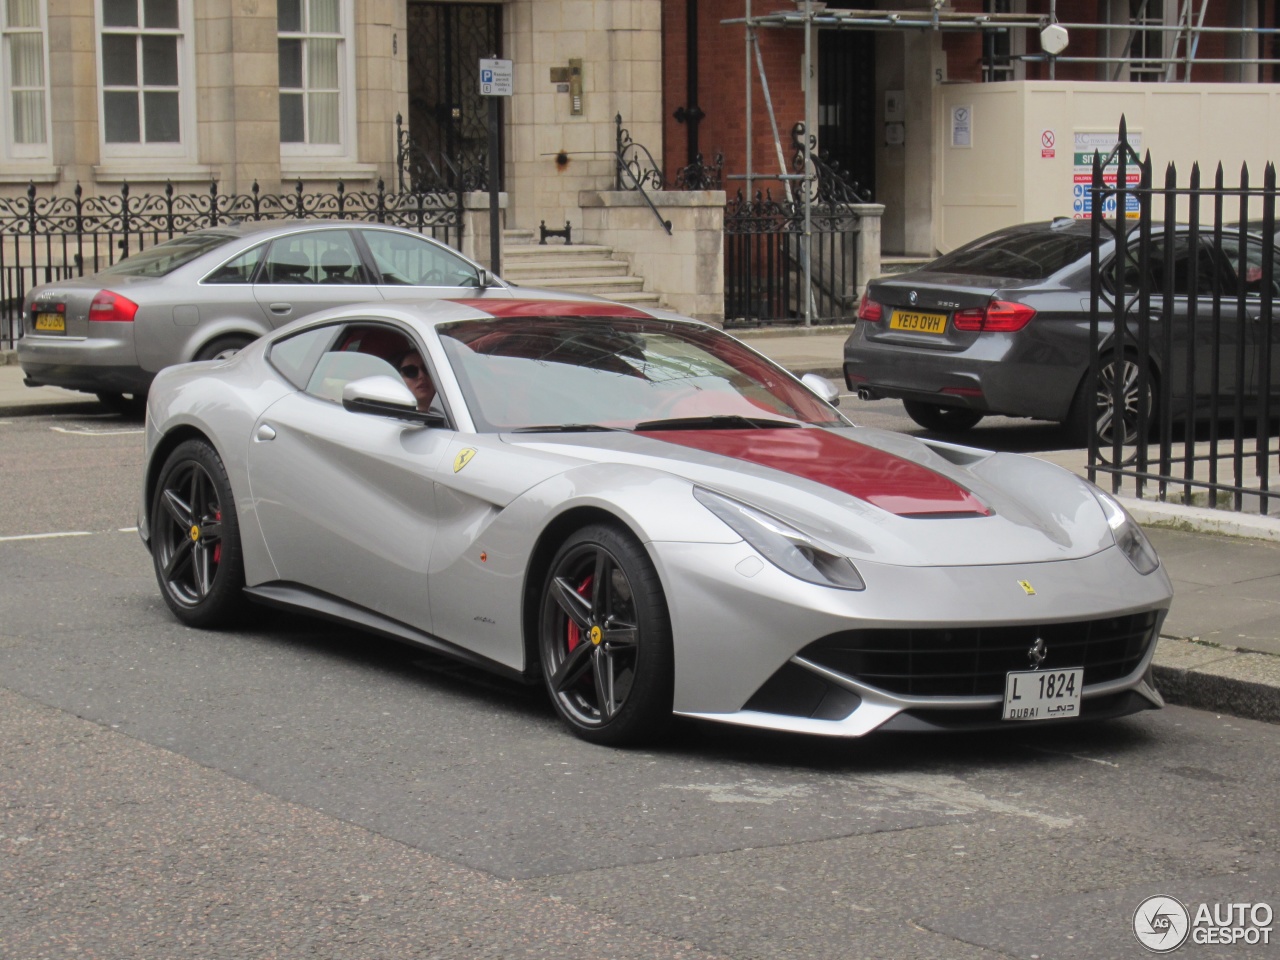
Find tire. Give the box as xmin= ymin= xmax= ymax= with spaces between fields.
xmin=194 ymin=334 xmax=253 ymax=363
xmin=1066 ymin=355 xmax=1154 ymax=464
xmin=150 ymin=439 xmax=250 ymax=628
xmin=96 ymin=391 xmax=146 ymax=416
xmin=901 ymin=400 xmax=984 ymax=433
xmin=538 ymin=523 xmax=674 ymax=746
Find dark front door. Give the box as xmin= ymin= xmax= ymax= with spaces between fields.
xmin=817 ymin=29 xmax=875 ymax=200
xmin=406 ymin=1 xmax=503 ymax=189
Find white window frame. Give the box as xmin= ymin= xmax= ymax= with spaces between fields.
xmin=1104 ymin=0 xmax=1178 ymax=82
xmin=981 ymin=0 xmax=1026 ymax=82
xmin=1 ymin=0 xmax=52 ymax=161
xmin=278 ymin=0 xmax=356 ymax=161
xmin=95 ymin=0 xmax=197 ymax=161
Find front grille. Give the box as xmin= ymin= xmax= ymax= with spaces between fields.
xmin=799 ymin=611 xmax=1159 ymax=698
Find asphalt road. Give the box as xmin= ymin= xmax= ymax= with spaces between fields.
xmin=2 ymin=405 xmax=1278 ymax=960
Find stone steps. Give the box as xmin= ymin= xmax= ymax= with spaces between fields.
xmin=501 ymin=231 xmax=661 ymax=307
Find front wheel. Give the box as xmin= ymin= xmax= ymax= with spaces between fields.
xmin=150 ymin=439 xmax=249 ymax=628
xmin=902 ymin=400 xmax=984 ymax=433
xmin=538 ymin=524 xmax=673 ymax=745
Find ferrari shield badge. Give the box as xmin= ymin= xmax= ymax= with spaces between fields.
xmin=453 ymin=447 xmax=477 ymax=473
xmin=1018 ymin=579 xmax=1036 ymax=596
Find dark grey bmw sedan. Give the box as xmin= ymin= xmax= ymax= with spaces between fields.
xmin=844 ymin=218 xmax=1279 ymax=447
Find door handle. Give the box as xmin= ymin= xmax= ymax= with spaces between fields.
xmin=268 ymin=303 xmax=292 ymax=314
xmin=255 ymin=423 xmax=277 ymax=442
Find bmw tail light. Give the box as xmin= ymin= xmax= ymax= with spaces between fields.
xmin=952 ymin=300 xmax=1035 ymax=332
xmin=856 ymin=292 xmax=883 ymax=322
xmin=89 ymin=290 xmax=139 ymax=323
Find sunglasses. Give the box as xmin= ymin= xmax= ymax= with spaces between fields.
xmin=398 ymin=364 xmax=424 ymax=379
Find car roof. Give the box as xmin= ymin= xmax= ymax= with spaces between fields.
xmin=274 ymin=298 xmax=679 ymax=338
xmin=188 ymin=219 xmax=432 ymax=241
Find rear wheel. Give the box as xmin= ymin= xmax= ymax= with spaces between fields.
xmin=194 ymin=335 xmax=253 ymax=362
xmin=902 ymin=400 xmax=984 ymax=433
xmin=150 ymin=439 xmax=249 ymax=628
xmin=1066 ymin=355 xmax=1153 ymax=463
xmin=538 ymin=524 xmax=673 ymax=745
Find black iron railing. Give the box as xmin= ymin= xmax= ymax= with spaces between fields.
xmin=1088 ymin=117 xmax=1278 ymax=515
xmin=1 ymin=176 xmax=463 ymax=350
xmin=614 ymin=114 xmax=672 ymax=235
xmin=723 ymin=125 xmax=867 ymax=327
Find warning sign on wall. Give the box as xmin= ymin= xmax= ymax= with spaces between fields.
xmin=1072 ymin=130 xmax=1143 ymax=219
xmin=1040 ymin=129 xmax=1055 ymax=159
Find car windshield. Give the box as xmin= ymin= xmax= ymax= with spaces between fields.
xmin=929 ymin=230 xmax=1095 ymax=280
xmin=97 ymin=232 xmax=234 ymax=277
xmin=438 ymin=316 xmax=846 ymax=432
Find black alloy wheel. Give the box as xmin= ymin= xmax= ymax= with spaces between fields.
xmin=902 ymin=399 xmax=985 ymax=433
xmin=151 ymin=439 xmax=249 ymax=628
xmin=538 ymin=524 xmax=673 ymax=745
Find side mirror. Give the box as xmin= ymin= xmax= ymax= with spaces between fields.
xmin=475 ymin=268 xmax=494 ymax=289
xmin=342 ymin=375 xmax=437 ymax=423
xmin=801 ymin=372 xmax=841 ymax=407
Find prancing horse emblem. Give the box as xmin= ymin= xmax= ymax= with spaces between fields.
xmin=453 ymin=447 xmax=477 ymax=473
xmin=1028 ymin=637 xmax=1047 ymax=670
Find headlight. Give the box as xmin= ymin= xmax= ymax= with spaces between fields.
xmin=693 ymin=487 xmax=866 ymax=590
xmin=1094 ymin=490 xmax=1160 ymax=575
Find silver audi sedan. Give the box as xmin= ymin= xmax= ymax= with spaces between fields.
xmin=17 ymin=219 xmax=568 ymax=413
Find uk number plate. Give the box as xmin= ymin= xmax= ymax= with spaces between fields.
xmin=1002 ymin=668 xmax=1082 ymax=721
xmin=888 ymin=309 xmax=947 ymax=334
xmin=34 ymin=311 xmax=65 ymax=333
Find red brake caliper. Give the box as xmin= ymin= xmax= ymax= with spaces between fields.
xmin=565 ymin=574 xmax=593 ymax=652
xmin=213 ymin=509 xmax=222 ymax=564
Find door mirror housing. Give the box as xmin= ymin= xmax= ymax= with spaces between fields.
xmin=801 ymin=372 xmax=841 ymax=407
xmin=342 ymin=375 xmax=443 ymax=424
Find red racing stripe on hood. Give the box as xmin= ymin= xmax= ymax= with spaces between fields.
xmin=636 ymin=429 xmax=991 ymax=517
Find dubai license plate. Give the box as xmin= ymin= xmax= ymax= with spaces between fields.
xmin=34 ymin=311 xmax=65 ymax=333
xmin=889 ymin=309 xmax=947 ymax=334
xmin=1002 ymin=668 xmax=1082 ymax=721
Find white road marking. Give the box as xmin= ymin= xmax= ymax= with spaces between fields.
xmin=866 ymin=773 xmax=1075 ymax=829
xmin=665 ymin=780 xmax=814 ymax=805
xmin=50 ymin=425 xmax=144 ymax=436
xmin=1027 ymin=746 xmax=1121 ymax=768
xmin=0 ymin=531 xmax=93 ymax=542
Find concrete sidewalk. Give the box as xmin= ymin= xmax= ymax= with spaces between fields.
xmin=3 ymin=336 xmax=1279 ymax=725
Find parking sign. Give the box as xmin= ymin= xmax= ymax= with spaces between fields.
xmin=479 ymin=59 xmax=512 ymax=97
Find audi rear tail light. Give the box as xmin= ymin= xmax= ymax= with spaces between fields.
xmin=856 ymin=291 xmax=883 ymax=322
xmin=89 ymin=290 xmax=139 ymax=323
xmin=952 ymin=299 xmax=1035 ymax=332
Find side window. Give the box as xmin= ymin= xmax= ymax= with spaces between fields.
xmin=300 ymin=323 xmax=415 ymax=403
xmin=266 ymin=325 xmax=337 ymax=389
xmin=261 ymin=230 xmax=365 ymax=284
xmin=1109 ymin=236 xmax=1223 ymax=297
xmin=204 ymin=244 xmax=266 ymax=284
xmin=1219 ymin=236 xmax=1280 ymax=297
xmin=360 ymin=229 xmax=479 ymax=287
